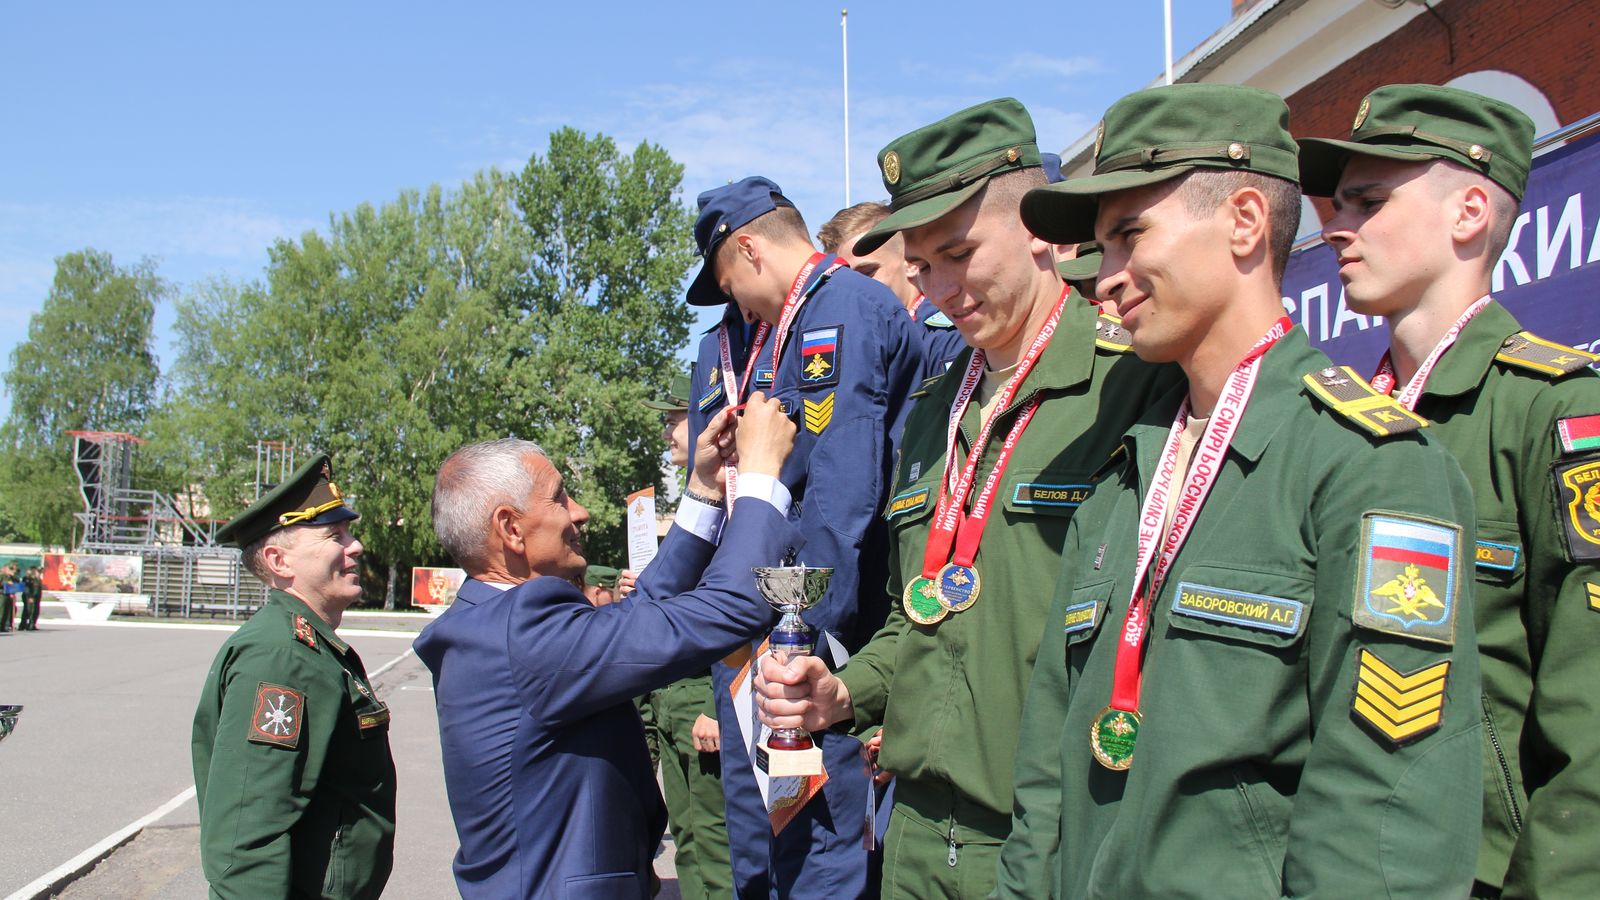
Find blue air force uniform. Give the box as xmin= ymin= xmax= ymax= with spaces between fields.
xmin=912 ymin=295 xmax=967 ymax=379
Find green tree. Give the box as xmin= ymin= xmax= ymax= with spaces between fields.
xmin=156 ymin=129 xmax=694 ymax=604
xmin=0 ymin=249 xmax=163 ymax=544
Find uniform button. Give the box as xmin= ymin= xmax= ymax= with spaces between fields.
xmin=1227 ymin=142 xmax=1246 ymax=160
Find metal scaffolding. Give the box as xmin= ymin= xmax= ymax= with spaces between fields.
xmin=69 ymin=431 xmax=269 ymax=618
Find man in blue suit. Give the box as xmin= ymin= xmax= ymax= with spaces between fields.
xmin=415 ymin=395 xmax=799 ymax=899
xmin=687 ymin=176 xmax=925 ymax=898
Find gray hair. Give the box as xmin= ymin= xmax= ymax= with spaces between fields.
xmin=432 ymin=438 xmax=548 ymax=570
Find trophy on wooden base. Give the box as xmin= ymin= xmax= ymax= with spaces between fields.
xmin=752 ymin=564 xmax=832 ymax=777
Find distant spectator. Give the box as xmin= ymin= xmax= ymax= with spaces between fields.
xmin=19 ymin=566 xmax=42 ymax=631
xmin=0 ymin=564 xmax=21 ymax=633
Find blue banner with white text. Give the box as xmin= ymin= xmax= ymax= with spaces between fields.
xmin=1286 ymin=129 xmax=1600 ymax=367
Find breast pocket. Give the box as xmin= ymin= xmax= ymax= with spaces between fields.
xmin=1164 ymin=564 xmax=1312 ymax=651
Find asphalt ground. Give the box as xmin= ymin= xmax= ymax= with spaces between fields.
xmin=0 ymin=608 xmax=684 ymax=899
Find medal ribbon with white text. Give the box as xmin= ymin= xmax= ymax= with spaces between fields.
xmin=1099 ymin=317 xmax=1292 ymax=767
xmin=1369 ymin=295 xmax=1491 ymax=408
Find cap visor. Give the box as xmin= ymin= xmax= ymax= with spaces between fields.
xmin=308 ymin=505 xmax=360 ymax=527
xmin=851 ymin=179 xmax=989 ymax=255
xmin=686 ymin=261 xmax=727 ymax=307
xmin=640 ymin=399 xmax=686 ymax=411
xmin=1021 ymin=168 xmax=1190 ymax=244
xmin=1055 ymin=256 xmax=1101 ymax=282
xmin=1297 ymin=137 xmax=1440 ymax=197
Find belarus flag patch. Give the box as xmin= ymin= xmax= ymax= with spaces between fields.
xmin=1557 ymin=414 xmax=1600 ymax=455
xmin=1354 ymin=513 xmax=1460 ymax=646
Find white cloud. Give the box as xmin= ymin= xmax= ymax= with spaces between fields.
xmin=0 ymin=198 xmax=319 ymax=264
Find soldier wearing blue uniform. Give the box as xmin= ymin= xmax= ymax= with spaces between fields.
xmin=686 ymin=176 xmax=926 ymax=898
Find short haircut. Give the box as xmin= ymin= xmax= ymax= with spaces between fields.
xmin=1175 ymin=170 xmax=1302 ymax=282
xmin=432 ymin=438 xmax=548 ymax=570
xmin=1428 ymin=160 xmax=1519 ymax=269
xmin=715 ymin=205 xmax=813 ymax=271
xmin=978 ymin=166 xmax=1048 ymax=215
xmin=242 ymin=528 xmax=300 ymax=582
xmin=817 ymin=202 xmax=892 ymax=253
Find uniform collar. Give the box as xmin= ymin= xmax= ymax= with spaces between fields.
xmin=1124 ymin=326 xmax=1316 ymax=469
xmin=1415 ymin=297 xmax=1517 ymax=399
xmin=270 ymin=588 xmax=350 ymax=654
xmin=930 ymin=291 xmax=1099 ymax=419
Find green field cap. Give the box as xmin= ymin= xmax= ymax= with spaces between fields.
xmin=642 ymin=371 xmax=691 ymax=411
xmin=853 ymin=98 xmax=1041 ymax=255
xmin=1022 ymin=84 xmax=1299 ymax=244
xmin=1055 ymin=241 xmax=1103 ymax=283
xmin=1298 ymin=84 xmax=1534 ymax=200
xmin=584 ymin=565 xmax=620 ymax=588
xmin=215 ymin=453 xmax=358 ymax=548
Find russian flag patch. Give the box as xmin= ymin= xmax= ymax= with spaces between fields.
xmin=800 ymin=325 xmax=841 ymax=387
xmin=1355 ymin=513 xmax=1461 ymax=646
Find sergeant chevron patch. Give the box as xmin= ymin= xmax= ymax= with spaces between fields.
xmin=1587 ymin=582 xmax=1600 ymax=612
xmin=1352 ymin=649 xmax=1449 ymax=746
xmin=804 ymin=393 xmax=835 ymax=434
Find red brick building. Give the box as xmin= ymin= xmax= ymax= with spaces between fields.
xmin=1063 ymin=0 xmax=1600 ymax=233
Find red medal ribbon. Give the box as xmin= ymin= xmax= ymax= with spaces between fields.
xmin=919 ymin=287 xmax=1070 ymax=579
xmin=715 ymin=252 xmax=840 ymax=505
xmin=1369 ymin=295 xmax=1491 ymax=409
xmin=1107 ymin=316 xmax=1291 ymax=713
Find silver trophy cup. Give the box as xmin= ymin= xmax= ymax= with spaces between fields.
xmin=752 ymin=565 xmax=832 ymax=777
xmin=0 ymin=705 xmax=21 ymax=744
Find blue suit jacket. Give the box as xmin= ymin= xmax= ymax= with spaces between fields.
xmin=415 ymin=499 xmax=801 ymax=899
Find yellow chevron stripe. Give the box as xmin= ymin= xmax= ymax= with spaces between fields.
xmin=1358 ymin=649 xmax=1451 ymax=691
xmin=1353 ymin=697 xmax=1443 ymax=742
xmin=804 ymin=394 xmax=835 ymax=434
xmin=1357 ymin=666 xmax=1447 ymax=707
xmin=1587 ymin=582 xmax=1600 ymax=611
xmin=1355 ymin=681 xmax=1444 ymax=723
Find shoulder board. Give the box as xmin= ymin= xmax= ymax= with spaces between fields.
xmin=292 ymin=614 xmax=319 ymax=651
xmin=1090 ymin=444 xmax=1129 ymax=483
xmin=1093 ymin=314 xmax=1134 ymax=353
xmin=909 ymin=373 xmax=944 ymax=399
xmin=923 ymin=310 xmax=955 ymax=329
xmin=1494 ymin=331 xmax=1600 ymax=378
xmin=1301 ymin=366 xmax=1429 ymax=439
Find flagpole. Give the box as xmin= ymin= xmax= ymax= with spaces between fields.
xmin=842 ymin=9 xmax=851 ymax=207
xmin=1163 ymin=0 xmax=1174 ymax=85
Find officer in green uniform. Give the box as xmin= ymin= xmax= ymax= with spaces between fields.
xmin=191 ymin=454 xmax=396 ymax=899
xmin=1054 ymin=241 xmax=1102 ymax=310
xmin=640 ymin=370 xmax=734 ymax=900
xmin=1302 ymin=84 xmax=1600 ymax=899
xmin=996 ymin=84 xmax=1484 ymax=897
xmin=754 ymin=98 xmax=1180 ymax=898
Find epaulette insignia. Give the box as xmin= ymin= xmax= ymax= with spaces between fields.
xmin=1495 ymin=331 xmax=1600 ymax=377
xmin=248 ymin=682 xmax=305 ymax=748
xmin=1302 ymin=366 xmax=1428 ymax=438
xmin=1352 ymin=648 xmax=1449 ymax=746
xmin=924 ymin=310 xmax=955 ymax=329
xmin=1093 ymin=314 xmax=1134 ymax=353
xmin=293 ymin=614 xmax=318 ymax=649
xmin=909 ymin=373 xmax=943 ymax=400
xmin=1090 ymin=444 xmax=1128 ymax=483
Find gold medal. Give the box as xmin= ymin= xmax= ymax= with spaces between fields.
xmin=1090 ymin=705 xmax=1140 ymax=770
xmin=903 ymin=577 xmax=947 ymax=625
xmin=936 ymin=563 xmax=980 ymax=612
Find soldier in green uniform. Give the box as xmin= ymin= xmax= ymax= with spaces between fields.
xmin=639 ymin=370 xmax=734 ymax=900
xmin=582 ymin=564 xmax=621 ymax=605
xmin=754 ymin=98 xmax=1180 ymax=897
xmin=191 ymin=454 xmax=396 ymax=899
xmin=996 ymin=83 xmax=1484 ymax=897
xmin=1301 ymin=84 xmax=1600 ymax=899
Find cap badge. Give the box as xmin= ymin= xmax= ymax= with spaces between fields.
xmin=1353 ymin=97 xmax=1371 ymax=132
xmin=1092 ymin=121 xmax=1105 ymax=161
xmin=883 ymin=150 xmax=902 ymax=185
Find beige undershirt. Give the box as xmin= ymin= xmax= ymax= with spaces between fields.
xmin=1161 ymin=415 xmax=1210 ymax=537
xmin=976 ymin=362 xmax=1020 ymax=426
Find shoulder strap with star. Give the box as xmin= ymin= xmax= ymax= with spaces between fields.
xmin=1301 ymin=365 xmax=1429 ymax=438
xmin=1494 ymin=331 xmax=1600 ymax=378
xmin=909 ymin=372 xmax=946 ymax=399
xmin=1093 ymin=313 xmax=1134 ymax=353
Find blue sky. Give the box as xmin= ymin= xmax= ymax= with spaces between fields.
xmin=0 ymin=2 xmax=1230 ymax=418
